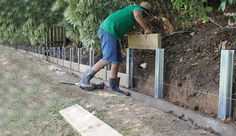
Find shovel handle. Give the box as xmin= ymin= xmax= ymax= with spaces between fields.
xmin=59 ymin=81 xmax=79 ymax=85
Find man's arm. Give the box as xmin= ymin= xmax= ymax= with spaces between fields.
xmin=133 ymin=10 xmax=151 ymax=36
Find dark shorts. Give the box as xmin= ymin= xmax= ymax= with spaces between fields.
xmin=98 ymin=28 xmax=122 ymax=64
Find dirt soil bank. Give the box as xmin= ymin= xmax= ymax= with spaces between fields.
xmin=130 ymin=12 xmax=236 ymax=119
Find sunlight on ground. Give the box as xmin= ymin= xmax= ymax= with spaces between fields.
xmin=97 ymin=91 xmax=117 ymax=98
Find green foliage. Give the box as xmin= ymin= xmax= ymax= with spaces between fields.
xmin=220 ymin=0 xmax=236 ymax=11
xmin=0 ymin=0 xmax=65 ymax=46
xmin=171 ymin=0 xmax=212 ymax=27
xmin=0 ymin=0 xmax=235 ymax=49
xmin=61 ymin=0 xmax=129 ymax=49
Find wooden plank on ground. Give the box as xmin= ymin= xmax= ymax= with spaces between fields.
xmin=60 ymin=104 xmax=122 ymax=136
xmin=128 ymin=34 xmax=161 ymax=50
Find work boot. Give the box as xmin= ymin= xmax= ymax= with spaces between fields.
xmin=79 ymin=69 xmax=96 ymax=90
xmin=109 ymin=77 xmax=130 ymax=96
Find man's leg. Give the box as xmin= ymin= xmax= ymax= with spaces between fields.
xmin=92 ymin=59 xmax=109 ymax=73
xmin=79 ymin=27 xmax=109 ymax=90
xmin=110 ymin=63 xmax=119 ymax=78
xmin=109 ymin=63 xmax=130 ymax=96
xmin=79 ymin=59 xmax=109 ymax=90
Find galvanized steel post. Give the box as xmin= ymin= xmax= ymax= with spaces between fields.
xmin=69 ymin=48 xmax=72 ymax=62
xmin=154 ymin=49 xmax=164 ymax=99
xmin=40 ymin=46 xmax=42 ymax=54
xmin=51 ymin=47 xmax=53 ymax=61
xmin=62 ymin=47 xmax=66 ymax=66
xmin=57 ymin=47 xmax=61 ymax=59
xmin=49 ymin=47 xmax=52 ymax=57
xmin=70 ymin=48 xmax=74 ymax=68
xmin=71 ymin=48 xmax=74 ymax=62
xmin=58 ymin=47 xmax=61 ymax=59
xmin=218 ymin=50 xmax=234 ymax=120
xmin=45 ymin=47 xmax=48 ymax=60
xmin=37 ymin=46 xmax=39 ymax=54
xmin=89 ymin=48 xmax=94 ymax=68
xmin=78 ymin=48 xmax=82 ymax=72
xmin=39 ymin=46 xmax=41 ymax=54
xmin=56 ymin=47 xmax=58 ymax=59
xmin=53 ymin=47 xmax=56 ymax=62
xmin=50 ymin=47 xmax=53 ymax=61
xmin=126 ymin=48 xmax=134 ymax=88
xmin=103 ymin=65 xmax=108 ymax=81
xmin=42 ymin=47 xmax=45 ymax=59
xmin=57 ymin=47 xmax=60 ymax=64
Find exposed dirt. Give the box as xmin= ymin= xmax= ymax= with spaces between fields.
xmin=0 ymin=45 xmax=217 ymax=136
xmin=130 ymin=11 xmax=236 ymax=119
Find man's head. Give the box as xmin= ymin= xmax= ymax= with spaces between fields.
xmin=140 ymin=1 xmax=152 ymax=17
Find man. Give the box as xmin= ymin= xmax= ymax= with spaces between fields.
xmin=79 ymin=1 xmax=152 ymax=95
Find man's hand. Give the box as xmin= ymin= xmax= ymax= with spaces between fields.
xmin=133 ymin=10 xmax=152 ymax=38
xmin=144 ymin=29 xmax=152 ymax=38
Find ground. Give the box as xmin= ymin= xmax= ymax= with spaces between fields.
xmin=0 ymin=45 xmax=217 ymax=135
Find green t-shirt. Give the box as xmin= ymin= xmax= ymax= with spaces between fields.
xmin=100 ymin=5 xmax=143 ymax=39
